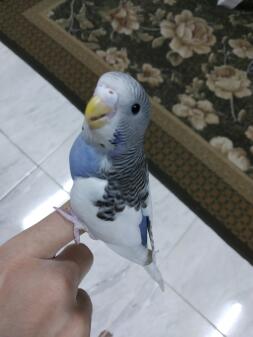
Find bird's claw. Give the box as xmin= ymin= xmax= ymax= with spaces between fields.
xmin=73 ymin=223 xmax=81 ymax=244
xmin=54 ymin=207 xmax=83 ymax=244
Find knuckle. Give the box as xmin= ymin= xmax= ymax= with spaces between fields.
xmin=61 ymin=260 xmax=81 ymax=285
xmin=65 ymin=260 xmax=80 ymax=276
xmin=49 ymin=270 xmax=74 ymax=295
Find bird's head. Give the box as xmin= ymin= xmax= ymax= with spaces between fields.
xmin=82 ymin=72 xmax=151 ymax=152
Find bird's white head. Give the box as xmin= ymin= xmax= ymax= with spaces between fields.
xmin=82 ymin=71 xmax=151 ymax=152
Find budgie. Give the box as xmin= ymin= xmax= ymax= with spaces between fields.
xmin=57 ymin=71 xmax=164 ymax=290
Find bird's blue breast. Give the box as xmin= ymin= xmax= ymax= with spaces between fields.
xmin=69 ymin=133 xmax=104 ymax=179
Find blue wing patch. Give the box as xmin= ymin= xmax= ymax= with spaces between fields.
xmin=69 ymin=133 xmax=104 ymax=179
xmin=139 ymin=216 xmax=149 ymax=247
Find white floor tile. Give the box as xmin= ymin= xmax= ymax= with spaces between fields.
xmin=150 ymin=181 xmax=196 ymax=253
xmin=0 ymin=131 xmax=35 ymax=199
xmin=79 ymin=232 xmax=225 ymax=337
xmin=0 ymin=168 xmax=69 ymax=245
xmin=81 ymin=258 xmax=224 ymax=337
xmin=160 ymin=218 xmax=253 ymax=337
xmin=40 ymin=129 xmax=80 ymax=192
xmin=0 ymin=42 xmax=83 ymax=164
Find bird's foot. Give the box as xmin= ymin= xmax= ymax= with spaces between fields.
xmin=98 ymin=331 xmax=113 ymax=337
xmin=73 ymin=223 xmax=83 ymax=244
xmin=54 ymin=207 xmax=84 ymax=244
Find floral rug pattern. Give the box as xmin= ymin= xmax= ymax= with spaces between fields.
xmin=50 ymin=0 xmax=253 ymax=177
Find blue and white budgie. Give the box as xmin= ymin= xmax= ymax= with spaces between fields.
xmin=57 ymin=71 xmax=164 ymax=290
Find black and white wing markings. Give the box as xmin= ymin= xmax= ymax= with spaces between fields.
xmin=94 ymin=152 xmax=149 ymax=221
xmin=141 ymin=181 xmax=156 ymax=258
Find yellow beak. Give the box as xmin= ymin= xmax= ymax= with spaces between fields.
xmin=84 ymin=96 xmax=112 ymax=129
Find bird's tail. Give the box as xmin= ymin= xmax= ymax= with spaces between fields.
xmin=144 ymin=261 xmax=165 ymax=292
xmin=107 ymin=243 xmax=165 ymax=291
xmin=145 ymin=219 xmax=164 ymax=291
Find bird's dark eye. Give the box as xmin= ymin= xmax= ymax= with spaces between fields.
xmin=131 ymin=103 xmax=140 ymax=114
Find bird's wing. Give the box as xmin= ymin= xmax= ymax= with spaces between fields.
xmin=141 ymin=184 xmax=156 ymax=256
xmin=71 ymin=176 xmax=143 ymax=247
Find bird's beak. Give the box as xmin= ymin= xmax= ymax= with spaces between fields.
xmin=84 ymin=96 xmax=112 ymax=129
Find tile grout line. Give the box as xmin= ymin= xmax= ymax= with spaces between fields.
xmin=164 ymin=280 xmax=227 ymax=337
xmin=0 ymin=128 xmax=76 ymax=200
xmin=0 ymin=127 xmax=80 ymax=168
xmin=38 ymin=168 xmax=70 ymax=195
xmin=159 ymin=216 xmax=196 ymax=259
xmin=0 ymin=166 xmax=38 ymax=202
xmin=37 ymin=128 xmax=82 ymax=193
xmin=0 ymin=162 xmax=69 ymax=203
xmin=38 ymin=127 xmax=81 ymax=167
xmin=0 ymin=129 xmax=53 ymax=167
xmin=157 ymin=218 xmax=227 ymax=336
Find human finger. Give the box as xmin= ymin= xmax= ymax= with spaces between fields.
xmin=55 ymin=243 xmax=93 ymax=286
xmin=61 ymin=290 xmax=92 ymax=337
xmin=3 ymin=205 xmax=80 ymax=259
xmin=75 ymin=289 xmax=92 ymax=337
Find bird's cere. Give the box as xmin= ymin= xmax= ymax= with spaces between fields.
xmin=94 ymin=83 xmax=118 ymax=108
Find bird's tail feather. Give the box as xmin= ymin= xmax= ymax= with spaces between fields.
xmin=107 ymin=243 xmax=164 ymax=291
xmin=144 ymin=261 xmax=165 ymax=292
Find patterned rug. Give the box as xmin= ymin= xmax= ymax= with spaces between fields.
xmin=1 ymin=0 xmax=253 ymax=263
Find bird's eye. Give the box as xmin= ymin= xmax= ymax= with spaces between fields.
xmin=131 ymin=103 xmax=140 ymax=115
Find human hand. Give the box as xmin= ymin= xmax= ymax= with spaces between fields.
xmin=0 ymin=210 xmax=93 ymax=337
